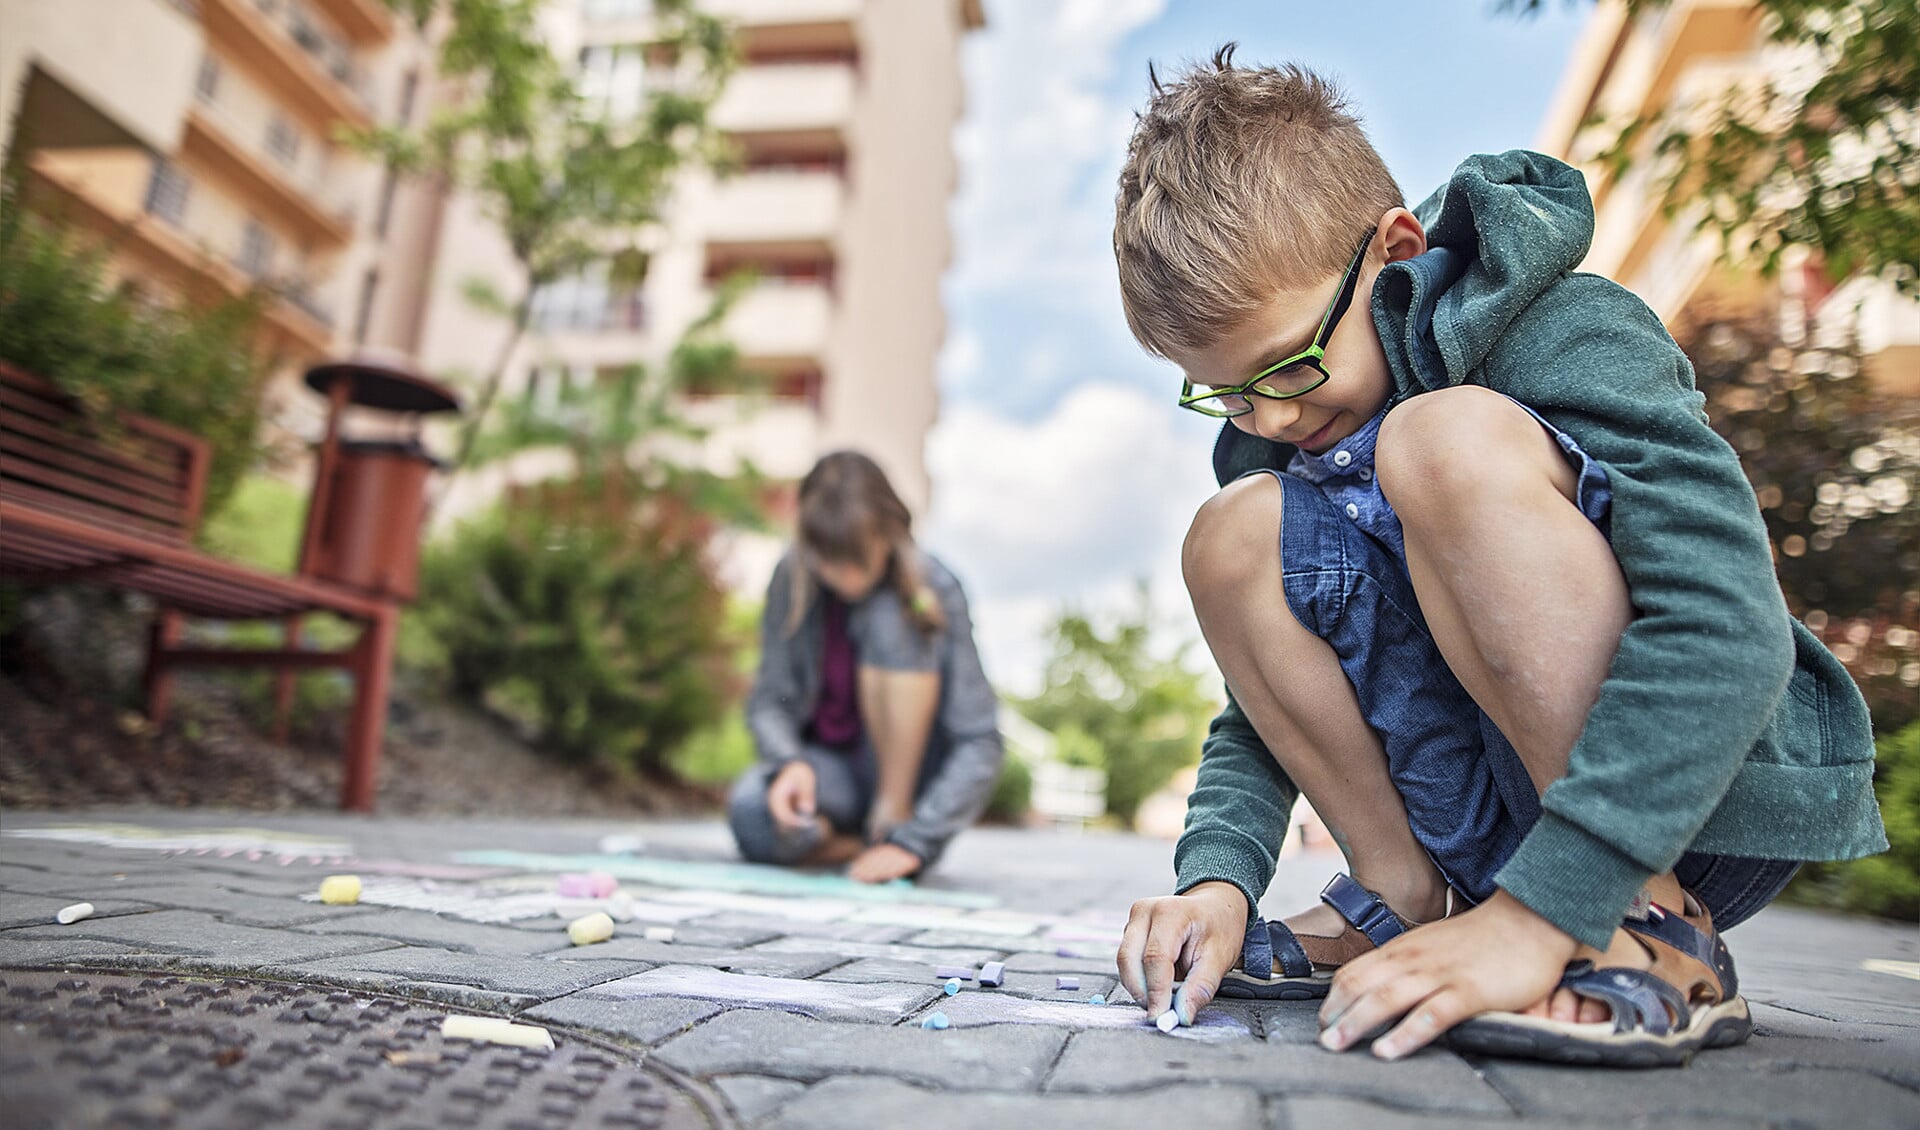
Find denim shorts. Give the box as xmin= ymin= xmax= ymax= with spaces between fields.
xmin=1252 ymin=396 xmax=1797 ymax=931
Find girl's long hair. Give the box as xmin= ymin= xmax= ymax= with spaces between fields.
xmin=785 ymin=450 xmax=946 ymax=638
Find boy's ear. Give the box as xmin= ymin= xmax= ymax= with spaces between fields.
xmin=1377 ymin=208 xmax=1427 ymax=264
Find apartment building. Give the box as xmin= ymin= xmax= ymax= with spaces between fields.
xmin=1535 ymin=0 xmax=1920 ymax=394
xmin=420 ymin=0 xmax=984 ymax=543
xmin=0 ymin=0 xmax=444 ymax=435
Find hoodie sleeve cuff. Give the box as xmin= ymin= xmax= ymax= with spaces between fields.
xmin=1494 ymin=811 xmax=1654 ymax=951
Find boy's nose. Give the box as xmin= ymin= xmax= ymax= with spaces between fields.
xmin=1248 ymin=395 xmax=1301 ymax=442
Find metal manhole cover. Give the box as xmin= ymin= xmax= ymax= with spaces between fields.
xmin=0 ymin=970 xmax=724 ymax=1130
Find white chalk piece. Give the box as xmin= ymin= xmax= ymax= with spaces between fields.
xmin=1155 ymin=1009 xmax=1181 ymax=1033
xmin=1055 ymin=976 xmax=1079 ymax=991
xmin=318 ymin=875 xmax=361 ymax=905
xmin=977 ymin=961 xmax=1006 ymax=988
xmin=642 ymin=926 xmax=675 ymax=943
xmin=606 ymin=893 xmax=638 ymax=922
xmin=55 ymin=903 xmax=94 ymax=925
xmin=568 ymin=912 xmax=615 ymax=946
xmin=440 ymin=1015 xmax=555 ymax=1051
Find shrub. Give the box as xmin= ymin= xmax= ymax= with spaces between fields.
xmin=1784 ymin=719 xmax=1920 ymax=920
xmin=984 ymin=752 xmax=1033 ymax=824
xmin=414 ymin=484 xmax=736 ymax=773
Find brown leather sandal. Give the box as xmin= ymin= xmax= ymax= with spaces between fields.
xmin=1216 ymin=875 xmax=1446 ymax=1001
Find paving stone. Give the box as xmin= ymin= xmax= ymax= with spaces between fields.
xmin=1685 ymin=1025 xmax=1920 ymax=1090
xmin=0 ymin=864 xmax=179 ymax=897
xmin=988 ymin=969 xmax=1120 ymax=1001
xmin=293 ymin=908 xmax=587 ymax=956
xmin=699 ymin=913 xmax=913 ymax=945
xmin=770 ymin=1077 xmax=1265 ymax=1130
xmin=654 ymin=1008 xmax=1068 ymax=1091
xmin=1045 ymin=1029 xmax=1508 ymax=1114
xmin=932 ymin=991 xmax=1250 ymax=1040
xmin=1481 ymin=1060 xmax=1920 ymax=1128
xmin=521 ymin=992 xmax=723 ymax=1045
xmin=1004 ymin=949 xmax=1121 ymax=976
xmin=1271 ymin=1096 xmax=1763 ymax=1129
xmin=275 ymin=945 xmax=646 ymax=1004
xmin=899 ymin=929 xmax=1076 ymax=955
xmin=105 ymin=883 xmax=371 ymax=928
xmin=712 ymin=1074 xmax=808 ymax=1125
xmin=0 ymin=893 xmax=157 ymax=929
xmin=748 ymin=935 xmax=1005 ymax=967
xmin=813 ymin=960 xmax=1117 ymax=1002
xmin=840 ymin=904 xmax=975 ymax=931
xmin=4 ymin=909 xmax=399 ymax=966
xmin=0 ymin=937 xmax=147 ymax=967
xmin=582 ymin=964 xmax=938 ymax=1024
xmin=622 ymin=918 xmax=782 ymax=950
xmin=651 ymin=890 xmax=861 ymax=922
xmin=532 ymin=937 xmax=845 ymax=978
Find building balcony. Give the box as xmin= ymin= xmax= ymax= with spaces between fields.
xmin=703 ymin=0 xmax=861 ymax=26
xmin=201 ymin=0 xmax=373 ymax=132
xmin=308 ymin=0 xmax=394 ymax=44
xmin=700 ymin=169 xmax=844 ymax=244
xmin=719 ymin=281 xmax=833 ymax=359
xmin=712 ymin=63 xmax=855 ymax=135
xmin=181 ymin=107 xmax=355 ymax=248
xmin=25 ymin=150 xmax=335 ymax=357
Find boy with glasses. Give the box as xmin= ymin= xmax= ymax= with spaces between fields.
xmin=1110 ymin=51 xmax=1886 ymax=1066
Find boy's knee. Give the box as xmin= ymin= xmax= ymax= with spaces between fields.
xmin=1184 ymin=474 xmax=1283 ymax=594
xmin=1377 ymin=386 xmax=1542 ymax=515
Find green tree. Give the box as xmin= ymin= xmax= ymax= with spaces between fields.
xmin=358 ymin=0 xmax=736 ymax=467
xmin=1508 ymin=0 xmax=1919 ymax=290
xmin=1015 ymin=588 xmax=1220 ymax=825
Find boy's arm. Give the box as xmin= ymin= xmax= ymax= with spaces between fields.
xmin=1490 ymin=279 xmax=1796 ymax=949
xmin=1173 ymin=688 xmax=1300 ymax=918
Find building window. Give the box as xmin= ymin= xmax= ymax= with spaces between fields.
xmin=395 ymin=68 xmax=419 ymax=126
xmin=144 ymin=160 xmax=190 ymax=225
xmin=581 ymin=0 xmax=651 ymax=21
xmin=529 ymin=260 xmax=645 ymax=332
xmin=236 ymin=220 xmax=275 ymax=278
xmin=578 ymin=44 xmax=653 ymax=118
xmin=195 ymin=54 xmax=221 ymax=101
xmin=352 ymin=268 xmax=379 ymax=344
xmin=265 ymin=114 xmax=302 ymax=167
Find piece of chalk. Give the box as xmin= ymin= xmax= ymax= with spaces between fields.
xmin=933 ymin=966 xmax=974 ymax=980
xmin=318 ymin=875 xmax=361 ymax=905
xmin=977 ymin=961 xmax=1006 ymax=988
xmin=606 ymin=893 xmax=637 ymax=922
xmin=920 ymin=1012 xmax=950 ymax=1030
xmin=440 ymin=1015 xmax=555 ymax=1050
xmin=55 ymin=902 xmax=94 ymax=925
xmin=598 ymin=834 xmax=646 ymax=854
xmin=1055 ymin=976 xmax=1079 ymax=991
xmin=643 ymin=926 xmax=675 ymax=943
xmin=943 ymin=978 xmax=962 ymax=997
xmin=1156 ymin=1009 xmax=1181 ymax=1033
xmin=1088 ymin=994 xmax=1106 ymax=1006
xmin=1055 ymin=947 xmax=1079 ymax=958
xmin=556 ymin=872 xmax=618 ymax=899
xmin=568 ymin=912 xmax=615 ymax=946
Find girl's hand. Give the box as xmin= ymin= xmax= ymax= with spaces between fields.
xmin=766 ymin=760 xmax=818 ymax=830
xmin=849 ymin=842 xmax=921 ymax=883
xmin=1116 ymin=880 xmax=1249 ymax=1023
xmin=1318 ymin=888 xmax=1580 ymax=1059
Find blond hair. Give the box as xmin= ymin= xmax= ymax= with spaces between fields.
xmin=786 ymin=451 xmax=946 ymax=638
xmin=1114 ymin=48 xmax=1403 ymax=357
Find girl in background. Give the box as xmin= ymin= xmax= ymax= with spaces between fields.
xmin=728 ymin=451 xmax=1003 ymax=882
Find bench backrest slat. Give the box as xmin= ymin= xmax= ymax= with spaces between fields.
xmin=0 ymin=362 xmax=209 ymax=543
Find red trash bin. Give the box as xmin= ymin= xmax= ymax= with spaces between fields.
xmin=307 ymin=439 xmax=439 ymax=601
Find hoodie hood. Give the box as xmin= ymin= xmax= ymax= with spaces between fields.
xmin=1373 ymin=150 xmax=1597 ymax=395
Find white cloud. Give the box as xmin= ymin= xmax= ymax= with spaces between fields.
xmin=922 ymin=383 xmax=1220 ymax=694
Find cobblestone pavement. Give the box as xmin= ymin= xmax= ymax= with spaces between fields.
xmin=1 ymin=809 xmax=1915 ymax=1129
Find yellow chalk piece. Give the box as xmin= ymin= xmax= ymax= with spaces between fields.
xmin=318 ymin=875 xmax=362 ymax=905
xmin=568 ymin=911 xmax=615 ymax=946
xmin=439 ymin=1015 xmax=555 ymax=1050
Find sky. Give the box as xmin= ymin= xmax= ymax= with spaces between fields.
xmin=918 ymin=0 xmax=1595 ymax=695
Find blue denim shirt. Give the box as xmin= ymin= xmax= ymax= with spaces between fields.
xmin=1285 ymin=407 xmax=1404 ymax=560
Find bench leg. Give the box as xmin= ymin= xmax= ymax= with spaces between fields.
xmin=273 ymin=615 xmax=303 ymax=743
xmin=341 ymin=607 xmax=398 ymax=812
xmin=143 ymin=607 xmax=183 ymax=725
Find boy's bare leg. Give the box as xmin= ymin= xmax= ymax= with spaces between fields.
xmin=800 ymin=818 xmax=867 ymax=866
xmin=1185 ymin=474 xmax=1451 ymax=934
xmin=1379 ymin=385 xmax=1673 ymax=1021
xmin=857 ymin=666 xmax=939 ymax=839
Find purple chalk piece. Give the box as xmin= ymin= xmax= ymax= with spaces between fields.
xmin=977 ymin=961 xmax=1006 ymax=988
xmin=933 ymin=966 xmax=975 ymax=981
xmin=1055 ymin=947 xmax=1079 ymax=958
xmin=1055 ymin=976 xmax=1080 ymax=991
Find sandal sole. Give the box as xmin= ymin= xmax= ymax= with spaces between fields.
xmin=1215 ymin=970 xmax=1333 ymax=1001
xmin=1445 ymin=996 xmax=1752 ymax=1068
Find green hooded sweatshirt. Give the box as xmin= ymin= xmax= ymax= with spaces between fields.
xmin=1177 ymin=150 xmax=1887 ymax=950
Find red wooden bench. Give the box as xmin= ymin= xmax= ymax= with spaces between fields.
xmin=0 ymin=360 xmax=399 ymax=810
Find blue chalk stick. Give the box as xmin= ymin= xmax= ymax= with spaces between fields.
xmin=943 ymin=978 xmax=962 ymax=997
xmin=1088 ymin=994 xmax=1106 ymax=1006
xmin=921 ymin=1011 xmax=950 ymax=1030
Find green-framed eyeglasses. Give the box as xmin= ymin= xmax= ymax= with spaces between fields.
xmin=1177 ymin=228 xmax=1377 ymax=419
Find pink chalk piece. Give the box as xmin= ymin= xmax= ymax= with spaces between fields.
xmin=557 ymin=872 xmax=618 ymax=899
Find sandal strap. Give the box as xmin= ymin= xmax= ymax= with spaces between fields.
xmin=1623 ymin=901 xmax=1739 ymax=1000
xmin=1558 ymin=959 xmax=1691 ymax=1036
xmin=1240 ymin=916 xmax=1315 ymax=980
xmin=1319 ymin=874 xmax=1407 ymax=949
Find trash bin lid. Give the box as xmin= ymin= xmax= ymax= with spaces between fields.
xmin=306 ymin=356 xmax=461 ymax=415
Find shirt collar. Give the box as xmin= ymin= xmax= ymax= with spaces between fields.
xmin=1286 ymin=405 xmax=1391 ymax=484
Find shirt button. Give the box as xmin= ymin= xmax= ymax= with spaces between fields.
xmin=1345 ymin=503 xmax=1360 ymax=519
xmin=1358 ymin=467 xmax=1374 ymax=481
xmin=1333 ymin=450 xmax=1353 ymax=467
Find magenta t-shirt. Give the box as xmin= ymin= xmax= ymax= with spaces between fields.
xmin=808 ymin=595 xmax=862 ymax=750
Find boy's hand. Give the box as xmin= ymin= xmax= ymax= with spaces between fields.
xmin=1117 ymin=880 xmax=1248 ymax=1023
xmin=766 ymin=760 xmax=818 ymax=830
xmin=1319 ymin=888 xmax=1580 ymax=1060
